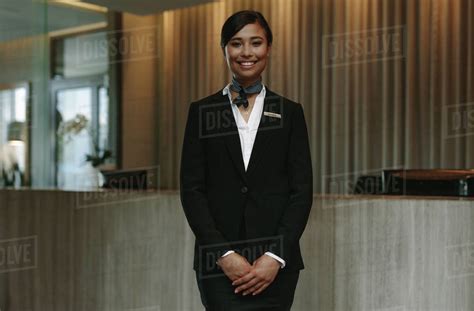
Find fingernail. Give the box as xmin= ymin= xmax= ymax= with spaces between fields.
xmin=234 ymin=289 xmax=238 ymax=293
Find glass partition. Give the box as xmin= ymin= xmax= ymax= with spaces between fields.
xmin=0 ymin=0 xmax=110 ymax=188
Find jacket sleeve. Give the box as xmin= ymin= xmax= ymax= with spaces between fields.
xmin=180 ymin=101 xmax=231 ymax=250
xmin=274 ymin=103 xmax=313 ymax=263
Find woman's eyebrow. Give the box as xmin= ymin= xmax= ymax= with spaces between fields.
xmin=230 ymin=36 xmax=264 ymax=41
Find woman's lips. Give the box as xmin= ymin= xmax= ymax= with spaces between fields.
xmin=238 ymin=61 xmax=257 ymax=68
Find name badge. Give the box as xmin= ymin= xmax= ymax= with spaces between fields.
xmin=264 ymin=111 xmax=281 ymax=119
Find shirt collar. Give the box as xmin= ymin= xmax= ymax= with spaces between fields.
xmin=223 ymin=83 xmax=266 ymax=131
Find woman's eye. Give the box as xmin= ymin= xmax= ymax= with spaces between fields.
xmin=252 ymin=41 xmax=262 ymax=46
xmin=231 ymin=42 xmax=242 ymax=47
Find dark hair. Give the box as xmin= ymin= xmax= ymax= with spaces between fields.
xmin=220 ymin=10 xmax=273 ymax=53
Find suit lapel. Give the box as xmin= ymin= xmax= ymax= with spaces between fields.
xmin=213 ymin=91 xmax=247 ymax=182
xmin=217 ymin=87 xmax=284 ymax=182
xmin=246 ymin=88 xmax=283 ymax=177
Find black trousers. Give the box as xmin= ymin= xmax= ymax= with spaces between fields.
xmin=195 ymin=270 xmax=300 ymax=311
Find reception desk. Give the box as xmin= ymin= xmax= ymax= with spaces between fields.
xmin=0 ymin=189 xmax=473 ymax=311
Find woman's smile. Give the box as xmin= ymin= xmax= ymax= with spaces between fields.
xmin=238 ymin=60 xmax=258 ymax=69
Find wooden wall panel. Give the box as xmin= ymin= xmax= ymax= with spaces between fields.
xmin=0 ymin=190 xmax=473 ymax=310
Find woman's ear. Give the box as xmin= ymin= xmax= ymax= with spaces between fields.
xmin=266 ymin=45 xmax=272 ymax=57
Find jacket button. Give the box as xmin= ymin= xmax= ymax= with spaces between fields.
xmin=241 ymin=186 xmax=248 ymax=193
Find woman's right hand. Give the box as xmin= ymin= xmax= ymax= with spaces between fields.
xmin=216 ymin=252 xmax=252 ymax=282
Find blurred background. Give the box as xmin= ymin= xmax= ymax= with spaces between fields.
xmin=0 ymin=0 xmax=473 ymax=193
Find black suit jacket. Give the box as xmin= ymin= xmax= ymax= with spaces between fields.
xmin=180 ymin=87 xmax=313 ymax=274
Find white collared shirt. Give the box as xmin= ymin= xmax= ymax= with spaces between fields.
xmin=222 ymin=83 xmax=266 ymax=171
xmin=218 ymin=83 xmax=286 ymax=269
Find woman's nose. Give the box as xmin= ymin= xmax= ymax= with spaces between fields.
xmin=241 ymin=43 xmax=253 ymax=57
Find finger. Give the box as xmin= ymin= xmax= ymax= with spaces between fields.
xmin=243 ymin=280 xmax=264 ymax=296
xmin=243 ymin=280 xmax=266 ymax=296
xmin=252 ymin=282 xmax=270 ymax=296
xmin=232 ymin=271 xmax=255 ymax=286
xmin=235 ymin=277 xmax=260 ymax=294
xmin=227 ymin=273 xmax=239 ymax=282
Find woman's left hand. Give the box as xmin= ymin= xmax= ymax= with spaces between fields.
xmin=231 ymin=254 xmax=280 ymax=296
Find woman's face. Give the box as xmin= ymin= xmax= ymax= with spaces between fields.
xmin=224 ymin=22 xmax=271 ymax=86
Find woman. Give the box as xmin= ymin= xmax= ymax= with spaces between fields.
xmin=180 ymin=10 xmax=313 ymax=311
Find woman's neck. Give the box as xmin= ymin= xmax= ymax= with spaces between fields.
xmin=233 ymin=76 xmax=261 ymax=88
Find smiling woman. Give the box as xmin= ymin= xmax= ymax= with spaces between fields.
xmin=180 ymin=9 xmax=313 ymax=311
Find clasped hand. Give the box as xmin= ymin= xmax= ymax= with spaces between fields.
xmin=216 ymin=252 xmax=280 ymax=296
